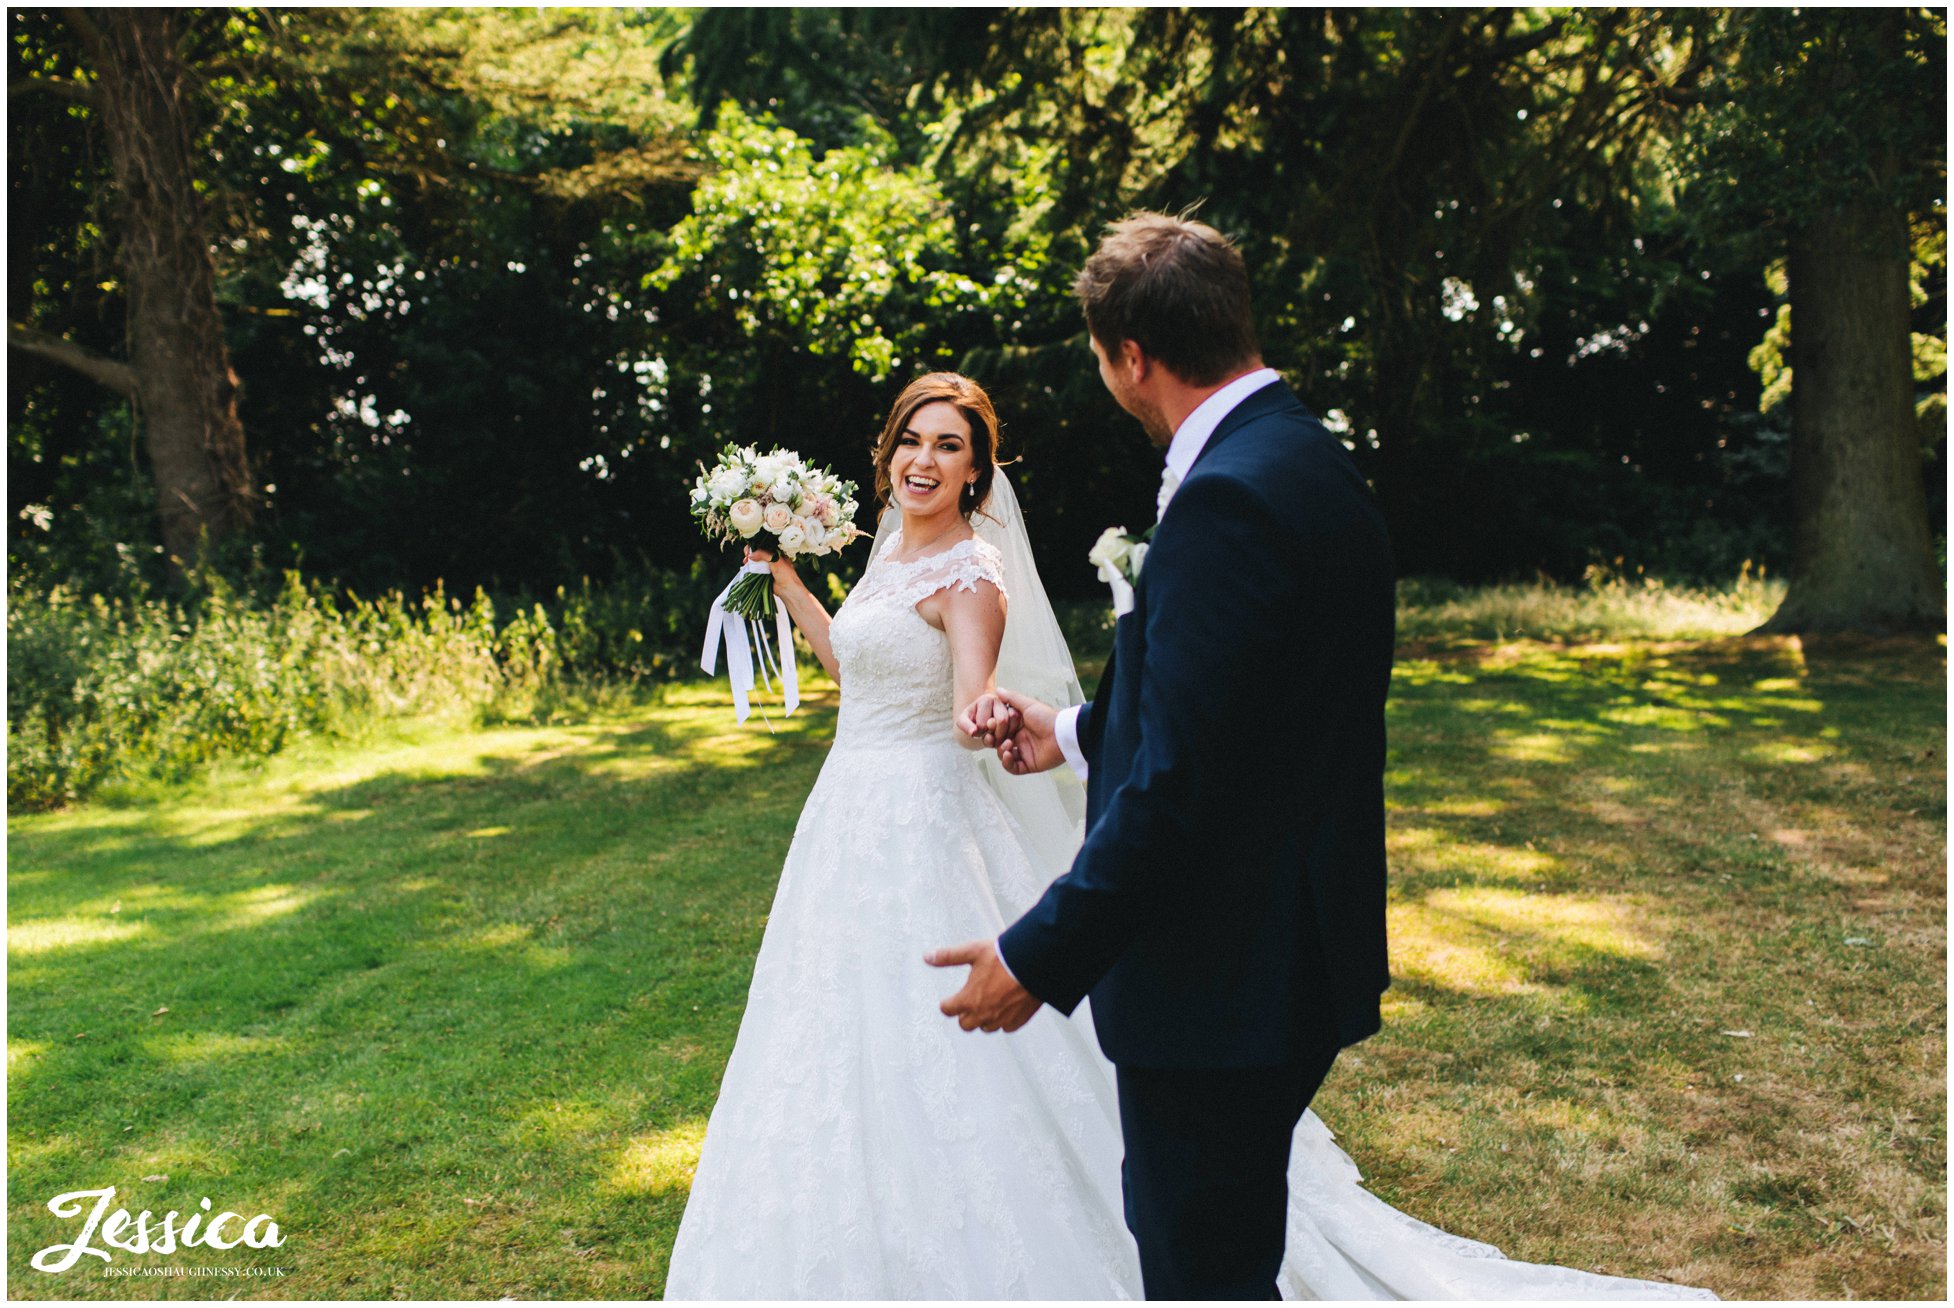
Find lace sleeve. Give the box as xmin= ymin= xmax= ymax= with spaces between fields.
xmin=885 ymin=538 xmax=1009 ymax=610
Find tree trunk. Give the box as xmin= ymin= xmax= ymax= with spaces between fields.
xmin=1757 ymin=201 xmax=1943 ymax=634
xmin=74 ymin=9 xmax=255 ymax=566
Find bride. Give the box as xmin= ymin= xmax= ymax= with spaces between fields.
xmin=662 ymin=372 xmax=1714 ymax=1301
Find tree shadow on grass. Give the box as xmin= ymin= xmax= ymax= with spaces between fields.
xmin=1374 ymin=633 xmax=1944 ymax=1076
xmin=8 ymin=641 xmax=1943 ymax=1296
xmin=7 ymin=693 xmax=840 ymax=1295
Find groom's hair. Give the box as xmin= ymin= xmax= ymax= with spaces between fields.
xmin=1075 ymin=212 xmax=1259 ymax=387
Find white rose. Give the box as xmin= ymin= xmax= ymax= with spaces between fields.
xmin=1087 ymin=527 xmax=1132 ymax=572
xmin=729 ymin=499 xmax=763 ymax=537
xmin=690 ymin=484 xmax=709 ymax=505
xmin=762 ymin=502 xmax=793 ymax=534
xmin=802 ymin=520 xmax=828 ymax=551
xmin=709 ymin=467 xmax=748 ymax=502
xmin=778 ymin=523 xmax=807 ymax=556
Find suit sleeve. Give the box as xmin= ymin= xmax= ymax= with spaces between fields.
xmin=998 ymin=472 xmax=1333 ymax=1014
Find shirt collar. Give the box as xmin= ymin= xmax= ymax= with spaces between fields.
xmin=1163 ymin=367 xmax=1281 ymax=481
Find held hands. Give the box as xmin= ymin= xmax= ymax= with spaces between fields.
xmin=956 ymin=692 xmax=1021 ymax=749
xmin=925 ymin=939 xmax=1044 ymax=1033
xmin=957 ymin=688 xmax=1065 ymax=775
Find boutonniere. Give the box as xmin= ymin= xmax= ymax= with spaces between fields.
xmin=1088 ymin=525 xmax=1153 ymax=618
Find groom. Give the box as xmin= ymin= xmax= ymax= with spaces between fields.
xmin=928 ymin=212 xmax=1395 ymax=1299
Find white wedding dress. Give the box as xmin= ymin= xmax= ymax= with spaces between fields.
xmin=663 ymin=520 xmax=1715 ymax=1301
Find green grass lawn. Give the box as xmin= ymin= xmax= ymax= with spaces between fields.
xmin=8 ymin=634 xmax=1944 ymax=1300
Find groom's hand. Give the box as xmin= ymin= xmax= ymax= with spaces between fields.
xmin=991 ymin=688 xmax=1064 ymax=775
xmin=926 ymin=940 xmax=1043 ymax=1033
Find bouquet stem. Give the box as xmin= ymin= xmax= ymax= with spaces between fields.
xmin=725 ymin=570 xmax=775 ymax=622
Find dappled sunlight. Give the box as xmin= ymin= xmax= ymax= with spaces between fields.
xmin=171 ymin=802 xmax=325 ymax=849
xmin=579 ymin=730 xmax=771 ymax=783
xmin=448 ymin=921 xmax=580 ymax=971
xmin=1419 ymin=797 xmax=1509 ymax=818
xmin=1584 ymin=793 xmax=1672 ymax=826
xmin=1600 ymin=704 xmax=1730 ymax=732
xmin=456 ymin=922 xmax=531 ymax=949
xmin=1745 ymin=694 xmax=1825 ymax=714
xmin=605 ymin=1118 xmax=707 ymax=1197
xmin=1390 ymin=660 xmax=1480 ymax=689
xmin=1378 ymin=989 xmax=1431 ymax=1022
xmin=1426 ymin=887 xmax=1663 ymax=962
xmin=1491 ymin=731 xmax=1578 ymax=764
xmin=7 ymin=915 xmax=149 ymax=955
xmin=1532 ymin=716 xmax=1614 ymax=736
xmin=505 ymin=1097 xmax=613 ymax=1149
xmin=1454 ymin=697 xmax=1537 ymax=716
xmin=1746 ymin=741 xmax=1836 ymax=765
xmin=145 ymin=1031 xmax=292 ymax=1067
xmin=1626 ymin=738 xmax=1708 ymax=755
xmin=1389 ymin=878 xmax=1666 ymax=1001
xmin=1389 ymin=900 xmax=1546 ymax=997
xmin=1389 ymin=827 xmax=1561 ymax=881
xmin=9 ymin=1038 xmax=50 ymax=1078
xmin=7 ymin=1132 xmax=87 ymax=1171
xmin=5 ymin=633 xmax=1936 ymax=1299
xmin=227 ymin=883 xmax=323 ymax=923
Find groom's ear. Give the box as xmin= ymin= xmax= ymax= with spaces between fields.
xmin=1118 ymin=338 xmax=1150 ymax=382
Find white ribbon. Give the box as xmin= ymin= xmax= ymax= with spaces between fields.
xmin=701 ymin=562 xmax=799 ymax=723
xmin=1098 ymin=561 xmax=1135 ymax=618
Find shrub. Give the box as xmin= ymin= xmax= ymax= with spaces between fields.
xmin=5 ymin=561 xmax=725 ymax=810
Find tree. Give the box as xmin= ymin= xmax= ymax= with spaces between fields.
xmin=669 ymin=8 xmax=1737 ymax=581
xmin=10 ymin=6 xmax=702 ymax=594
xmin=10 ymin=9 xmax=256 ymax=568
xmin=1685 ymin=8 xmax=1945 ymax=634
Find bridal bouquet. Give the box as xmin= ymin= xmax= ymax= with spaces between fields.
xmin=692 ymin=445 xmax=864 ymax=723
xmin=690 ymin=444 xmax=864 ymax=620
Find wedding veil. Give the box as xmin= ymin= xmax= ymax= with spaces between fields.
xmin=869 ymin=473 xmax=1089 ymax=878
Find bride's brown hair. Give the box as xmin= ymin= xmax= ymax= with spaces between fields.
xmin=869 ymin=373 xmax=1007 ymax=519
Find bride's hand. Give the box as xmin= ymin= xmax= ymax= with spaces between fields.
xmin=744 ymin=545 xmax=806 ymax=596
xmin=958 ymin=693 xmax=1022 ymax=747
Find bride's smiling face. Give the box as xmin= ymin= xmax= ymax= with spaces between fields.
xmin=889 ymin=401 xmax=978 ymax=518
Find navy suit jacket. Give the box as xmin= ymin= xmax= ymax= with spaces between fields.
xmin=998 ymin=381 xmax=1395 ymax=1068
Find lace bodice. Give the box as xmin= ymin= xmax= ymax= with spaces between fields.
xmin=827 ymin=528 xmax=1008 ymax=749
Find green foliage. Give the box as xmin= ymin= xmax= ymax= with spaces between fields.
xmin=13 ymin=6 xmax=1930 ymax=603
xmin=649 ymin=106 xmax=1027 ymax=380
xmin=1394 ymin=565 xmax=1785 ymax=645
xmin=1680 ymin=9 xmax=1946 ymax=244
xmin=5 ymin=561 xmax=726 ymax=811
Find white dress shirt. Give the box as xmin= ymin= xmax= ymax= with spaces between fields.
xmin=1053 ymin=367 xmax=1280 ymax=781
